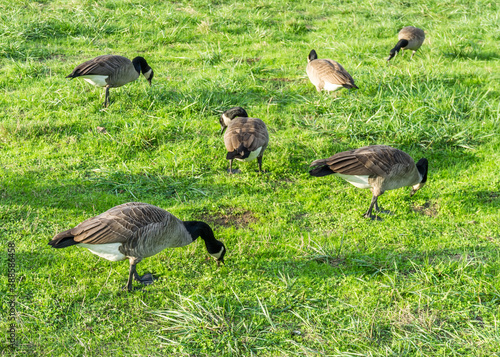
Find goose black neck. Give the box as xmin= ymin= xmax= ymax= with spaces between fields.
xmin=391 ymin=39 xmax=409 ymax=55
xmin=224 ymin=107 xmax=248 ymax=120
xmin=416 ymin=158 xmax=428 ymax=183
xmin=387 ymin=39 xmax=409 ymax=61
xmin=183 ymin=221 xmax=223 ymax=254
xmin=132 ymin=56 xmax=150 ymax=74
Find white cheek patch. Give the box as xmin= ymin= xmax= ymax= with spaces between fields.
xmin=82 ymin=75 xmax=109 ymax=87
xmin=335 ymin=174 xmax=371 ymax=189
xmin=79 ymin=243 xmax=126 ymax=262
xmin=143 ymin=69 xmax=153 ymax=80
xmin=412 ymin=182 xmax=425 ymax=191
xmin=210 ymin=246 xmax=224 ymax=260
xmin=222 ymin=114 xmax=232 ymax=127
xmin=237 ymin=147 xmax=262 ymax=162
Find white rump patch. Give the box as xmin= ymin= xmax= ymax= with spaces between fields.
xmin=236 ymin=147 xmax=262 ymax=162
xmin=210 ymin=246 xmax=225 ymax=260
xmin=79 ymin=243 xmax=126 ymax=261
xmin=323 ymin=82 xmax=344 ymax=92
xmin=82 ymin=75 xmax=109 ymax=87
xmin=335 ymin=174 xmax=371 ymax=189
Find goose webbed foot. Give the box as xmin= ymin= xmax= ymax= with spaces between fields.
xmin=374 ymin=202 xmax=393 ymax=215
xmin=363 ymin=212 xmax=383 ymax=221
xmin=257 ymin=157 xmax=265 ymax=174
xmin=133 ymin=271 xmax=156 ymax=286
xmin=124 ymin=262 xmax=155 ymax=292
xmin=364 ymin=196 xmax=383 ymax=220
xmin=227 ymin=159 xmax=240 ymax=174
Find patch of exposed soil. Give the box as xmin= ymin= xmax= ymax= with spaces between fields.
xmin=311 ymin=256 xmax=345 ymax=267
xmin=246 ymin=57 xmax=261 ymax=64
xmin=201 ymin=208 xmax=257 ymax=228
xmin=412 ymin=201 xmax=438 ymax=217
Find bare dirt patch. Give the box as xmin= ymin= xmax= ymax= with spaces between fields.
xmin=246 ymin=57 xmax=261 ymax=64
xmin=201 ymin=208 xmax=257 ymax=228
xmin=412 ymin=201 xmax=438 ymax=217
xmin=312 ymin=256 xmax=345 ymax=267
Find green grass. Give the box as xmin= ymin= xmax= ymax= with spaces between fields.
xmin=1 ymin=0 xmax=499 ymax=355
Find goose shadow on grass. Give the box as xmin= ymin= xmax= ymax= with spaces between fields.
xmin=251 ymin=244 xmax=500 ymax=282
xmin=441 ymin=49 xmax=500 ymax=61
xmin=0 ymin=141 xmax=489 ymax=214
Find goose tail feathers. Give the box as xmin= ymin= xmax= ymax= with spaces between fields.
xmin=48 ymin=229 xmax=78 ymax=248
xmin=309 ymin=159 xmax=333 ymax=177
xmin=226 ymin=143 xmax=251 ymax=160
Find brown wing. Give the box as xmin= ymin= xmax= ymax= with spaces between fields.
xmin=224 ymin=118 xmax=269 ymax=152
xmin=53 ymin=202 xmax=169 ymax=245
xmin=307 ymin=59 xmax=357 ymax=87
xmin=314 ymin=145 xmax=412 ymax=177
xmin=67 ymin=55 xmax=132 ymax=78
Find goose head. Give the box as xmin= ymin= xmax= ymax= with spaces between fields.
xmin=143 ymin=68 xmax=154 ymax=85
xmin=308 ymin=49 xmax=318 ymax=63
xmin=410 ymin=158 xmax=428 ymax=196
xmin=132 ymin=56 xmax=154 ymax=85
xmin=210 ymin=245 xmax=226 ymax=267
xmin=219 ymin=106 xmax=249 ymax=134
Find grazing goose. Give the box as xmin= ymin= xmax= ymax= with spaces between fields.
xmin=219 ymin=107 xmax=269 ymax=174
xmin=48 ymin=202 xmax=225 ymax=291
xmin=309 ymin=145 xmax=428 ymax=220
xmin=306 ymin=50 xmax=358 ymax=93
xmin=387 ymin=26 xmax=425 ymax=62
xmin=66 ymin=55 xmax=154 ymax=107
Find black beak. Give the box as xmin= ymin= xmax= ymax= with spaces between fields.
xmin=220 ymin=126 xmax=226 ymax=135
xmin=216 ymin=259 xmax=225 ymax=267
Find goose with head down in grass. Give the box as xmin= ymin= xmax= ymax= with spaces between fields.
xmin=66 ymin=55 xmax=154 ymax=107
xmin=49 ymin=202 xmax=225 ymax=291
xmin=309 ymin=145 xmax=428 ymax=220
xmin=219 ymin=107 xmax=269 ymax=174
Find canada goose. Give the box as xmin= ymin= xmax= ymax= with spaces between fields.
xmin=309 ymin=145 xmax=428 ymax=220
xmin=387 ymin=26 xmax=425 ymax=62
xmin=48 ymin=202 xmax=225 ymax=291
xmin=306 ymin=50 xmax=358 ymax=93
xmin=219 ymin=107 xmax=269 ymax=174
xmin=66 ymin=55 xmax=154 ymax=107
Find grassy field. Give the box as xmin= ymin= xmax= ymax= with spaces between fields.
xmin=1 ymin=0 xmax=499 ymax=355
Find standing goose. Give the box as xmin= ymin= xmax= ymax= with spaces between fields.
xmin=306 ymin=50 xmax=358 ymax=93
xmin=220 ymin=107 xmax=269 ymax=174
xmin=309 ymin=145 xmax=428 ymax=220
xmin=66 ymin=55 xmax=154 ymax=107
xmin=387 ymin=26 xmax=425 ymax=62
xmin=48 ymin=202 xmax=225 ymax=291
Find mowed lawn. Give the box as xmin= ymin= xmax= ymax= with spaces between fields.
xmin=1 ymin=0 xmax=499 ymax=355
